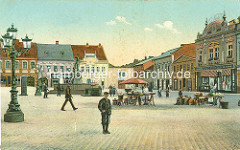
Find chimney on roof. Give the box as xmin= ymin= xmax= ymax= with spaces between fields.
xmin=133 ymin=59 xmax=138 ymax=63
xmin=56 ymin=41 xmax=59 ymax=44
xmin=86 ymin=43 xmax=89 ymax=47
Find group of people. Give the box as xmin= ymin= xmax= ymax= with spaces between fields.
xmin=108 ymin=85 xmax=117 ymax=97
xmin=157 ymin=87 xmax=170 ymax=98
xmin=42 ymin=82 xmax=112 ymax=135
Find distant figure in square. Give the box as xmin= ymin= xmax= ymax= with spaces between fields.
xmin=158 ymin=87 xmax=162 ymax=97
xmin=61 ymin=83 xmax=78 ymax=111
xmin=166 ymin=88 xmax=169 ymax=98
xmin=178 ymin=89 xmax=183 ymax=97
xmin=43 ymin=83 xmax=49 ymax=98
xmin=98 ymin=92 xmax=112 ymax=134
xmin=57 ymin=83 xmax=61 ymax=96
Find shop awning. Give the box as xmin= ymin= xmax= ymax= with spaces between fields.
xmin=200 ymin=70 xmax=217 ymax=77
xmin=222 ymin=69 xmax=231 ymax=76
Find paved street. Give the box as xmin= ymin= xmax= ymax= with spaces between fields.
xmin=1 ymin=87 xmax=240 ymax=150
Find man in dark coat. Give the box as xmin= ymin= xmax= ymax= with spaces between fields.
xmin=178 ymin=89 xmax=183 ymax=97
xmin=43 ymin=83 xmax=49 ymax=98
xmin=98 ymin=92 xmax=112 ymax=134
xmin=57 ymin=83 xmax=61 ymax=96
xmin=61 ymin=83 xmax=78 ymax=111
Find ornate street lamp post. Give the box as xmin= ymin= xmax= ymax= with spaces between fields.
xmin=35 ymin=64 xmax=42 ymax=96
xmin=1 ymin=24 xmax=32 ymax=122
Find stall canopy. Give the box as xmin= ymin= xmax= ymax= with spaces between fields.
xmin=119 ymin=78 xmax=148 ymax=84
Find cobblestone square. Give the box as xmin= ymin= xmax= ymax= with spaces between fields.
xmin=1 ymin=87 xmax=240 ymax=150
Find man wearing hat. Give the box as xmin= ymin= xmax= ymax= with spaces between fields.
xmin=61 ymin=83 xmax=78 ymax=111
xmin=98 ymin=92 xmax=112 ymax=134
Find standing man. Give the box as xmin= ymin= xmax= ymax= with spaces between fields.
xmin=61 ymin=83 xmax=78 ymax=111
xmin=57 ymin=83 xmax=61 ymax=96
xmin=43 ymin=83 xmax=49 ymax=98
xmin=166 ymin=88 xmax=169 ymax=98
xmin=178 ymin=89 xmax=183 ymax=97
xmin=98 ymin=92 xmax=112 ymax=134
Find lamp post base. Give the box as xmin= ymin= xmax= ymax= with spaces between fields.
xmin=4 ymin=111 xmax=24 ymax=122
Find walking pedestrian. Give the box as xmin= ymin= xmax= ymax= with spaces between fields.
xmin=109 ymin=85 xmax=113 ymax=97
xmin=61 ymin=83 xmax=78 ymax=111
xmin=98 ymin=92 xmax=112 ymax=134
xmin=43 ymin=83 xmax=49 ymax=98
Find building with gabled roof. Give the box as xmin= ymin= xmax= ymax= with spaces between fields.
xmin=37 ymin=42 xmax=74 ymax=87
xmin=171 ymin=43 xmax=196 ymax=91
xmin=71 ymin=43 xmax=109 ymax=88
xmin=0 ymin=39 xmax=38 ymax=87
xmin=153 ymin=47 xmax=181 ymax=90
xmin=195 ymin=14 xmax=240 ymax=93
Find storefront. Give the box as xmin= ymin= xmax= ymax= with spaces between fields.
xmin=196 ymin=65 xmax=237 ymax=93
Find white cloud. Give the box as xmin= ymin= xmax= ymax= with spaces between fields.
xmin=106 ymin=20 xmax=116 ymax=25
xmin=115 ymin=16 xmax=132 ymax=25
xmin=155 ymin=21 xmax=180 ymax=33
xmin=144 ymin=27 xmax=153 ymax=31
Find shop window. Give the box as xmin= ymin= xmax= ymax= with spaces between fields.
xmin=22 ymin=62 xmax=28 ymax=69
xmin=222 ymin=75 xmax=231 ymax=91
xmin=6 ymin=61 xmax=11 ymax=69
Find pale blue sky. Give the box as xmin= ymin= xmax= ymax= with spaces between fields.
xmin=0 ymin=0 xmax=240 ymax=65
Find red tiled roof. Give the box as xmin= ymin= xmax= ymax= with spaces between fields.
xmin=143 ymin=60 xmax=154 ymax=70
xmin=71 ymin=44 xmax=107 ymax=61
xmin=0 ymin=39 xmax=37 ymax=59
xmin=172 ymin=43 xmax=196 ymax=60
